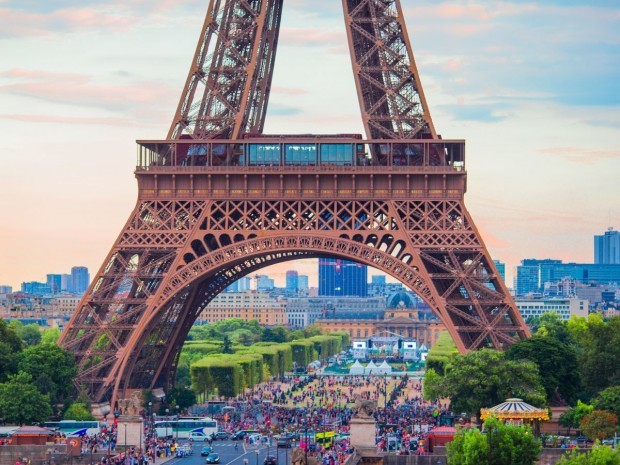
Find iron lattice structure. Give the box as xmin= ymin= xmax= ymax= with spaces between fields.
xmin=60 ymin=0 xmax=530 ymax=406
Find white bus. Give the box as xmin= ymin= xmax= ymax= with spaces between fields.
xmin=43 ymin=420 xmax=101 ymax=437
xmin=154 ymin=418 xmax=218 ymax=439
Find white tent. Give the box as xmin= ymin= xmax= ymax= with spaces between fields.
xmin=349 ymin=360 xmax=365 ymax=375
xmin=364 ymin=360 xmax=378 ymax=375
xmin=377 ymin=360 xmax=392 ymax=374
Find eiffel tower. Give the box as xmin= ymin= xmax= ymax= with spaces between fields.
xmin=59 ymin=0 xmax=530 ymax=406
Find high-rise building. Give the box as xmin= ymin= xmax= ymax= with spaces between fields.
xmin=285 ymin=270 xmax=299 ymax=292
xmin=297 ymin=275 xmax=309 ymax=291
xmin=61 ymin=274 xmax=72 ymax=292
xmin=0 ymin=285 xmax=12 ymax=295
xmin=493 ymin=260 xmax=506 ymax=284
xmin=318 ymin=258 xmax=367 ymax=297
xmin=595 ymin=228 xmax=620 ymax=264
xmin=256 ymin=274 xmax=275 ymax=290
xmin=21 ymin=281 xmax=52 ymax=295
xmin=225 ymin=277 xmax=252 ymax=293
xmin=514 ymin=259 xmax=562 ymax=296
xmin=46 ymin=274 xmax=62 ymax=295
xmin=70 ymin=266 xmax=90 ymax=295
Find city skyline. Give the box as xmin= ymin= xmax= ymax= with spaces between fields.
xmin=1 ymin=1 xmax=618 ymax=290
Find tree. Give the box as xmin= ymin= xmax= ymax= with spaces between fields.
xmin=560 ymin=401 xmax=594 ymax=435
xmin=0 ymin=342 xmax=19 ymax=382
xmin=580 ymin=410 xmax=618 ymax=441
xmin=507 ymin=336 xmax=581 ymax=405
xmin=64 ymin=402 xmax=95 ymax=421
xmin=534 ymin=312 xmax=572 ymax=343
xmin=557 ymin=442 xmax=620 ymax=465
xmin=41 ymin=327 xmax=61 ymax=344
xmin=568 ymin=315 xmax=620 ymax=395
xmin=593 ymin=386 xmax=620 ymax=417
xmin=0 ymin=372 xmax=52 ymax=424
xmin=221 ymin=335 xmax=233 ymax=354
xmin=18 ymin=343 xmax=77 ymax=405
xmin=237 ymin=331 xmax=256 ymax=346
xmin=168 ymin=386 xmax=197 ymax=410
xmin=447 ymin=416 xmax=541 ymax=465
xmin=435 ymin=349 xmax=546 ymax=419
xmin=0 ymin=319 xmax=23 ymax=353
xmin=22 ymin=324 xmax=42 ymax=346
xmin=423 ymin=368 xmax=442 ymax=402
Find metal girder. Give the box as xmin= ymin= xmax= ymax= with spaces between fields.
xmin=167 ymin=0 xmax=283 ymax=140
xmin=59 ymin=0 xmax=531 ymax=408
xmin=343 ymin=0 xmax=436 ymax=140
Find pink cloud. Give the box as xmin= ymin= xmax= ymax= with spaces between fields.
xmin=539 ymin=147 xmax=620 ymax=165
xmin=280 ymin=27 xmax=344 ymax=47
xmin=410 ymin=3 xmax=540 ymax=21
xmin=0 ymin=68 xmax=177 ymax=116
xmin=0 ymin=114 xmax=136 ymax=126
xmin=0 ymin=7 xmax=135 ymax=37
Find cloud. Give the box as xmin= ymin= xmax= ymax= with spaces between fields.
xmin=0 ymin=68 xmax=178 ymax=124
xmin=271 ymin=86 xmax=308 ymax=96
xmin=280 ymin=27 xmax=344 ymax=48
xmin=267 ymin=105 xmax=303 ymax=117
xmin=538 ymin=147 xmax=620 ymax=164
xmin=0 ymin=114 xmax=136 ymax=126
xmin=438 ymin=103 xmax=510 ymax=123
xmin=0 ymin=6 xmax=135 ymax=37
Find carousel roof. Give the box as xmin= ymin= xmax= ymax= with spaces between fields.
xmin=480 ymin=398 xmax=549 ymax=421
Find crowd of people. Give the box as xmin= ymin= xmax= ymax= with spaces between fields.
xmin=44 ymin=368 xmax=451 ymax=463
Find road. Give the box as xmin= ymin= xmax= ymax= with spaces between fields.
xmin=165 ymin=440 xmax=294 ymax=465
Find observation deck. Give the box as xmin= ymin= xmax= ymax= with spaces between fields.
xmin=135 ymin=135 xmax=467 ymax=201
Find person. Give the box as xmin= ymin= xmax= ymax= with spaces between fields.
xmin=235 ymin=441 xmax=239 ymax=451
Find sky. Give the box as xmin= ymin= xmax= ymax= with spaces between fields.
xmin=0 ymin=0 xmax=619 ymax=291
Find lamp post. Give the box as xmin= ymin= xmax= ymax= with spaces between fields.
xmin=123 ymin=422 xmax=128 ymax=463
xmin=384 ymin=372 xmax=388 ymax=410
xmin=255 ymin=449 xmax=260 ymax=465
xmin=175 ymin=405 xmax=180 ymax=443
xmin=165 ymin=408 xmax=170 ymax=439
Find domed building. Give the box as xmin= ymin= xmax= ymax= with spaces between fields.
xmin=315 ymin=289 xmax=445 ymax=349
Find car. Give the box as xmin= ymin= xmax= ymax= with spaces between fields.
xmin=201 ymin=446 xmax=214 ymax=456
xmin=264 ymin=455 xmax=277 ymax=465
xmin=248 ymin=433 xmax=263 ymax=444
xmin=190 ymin=431 xmax=210 ymax=442
xmin=276 ymin=434 xmax=292 ymax=448
xmin=176 ymin=445 xmax=193 ymax=457
xmin=213 ymin=432 xmax=230 ymax=440
xmin=206 ymin=453 xmax=221 ymax=464
xmin=231 ymin=430 xmax=260 ymax=441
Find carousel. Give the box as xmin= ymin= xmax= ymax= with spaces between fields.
xmin=480 ymin=398 xmax=549 ymax=436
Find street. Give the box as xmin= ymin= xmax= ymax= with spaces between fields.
xmin=165 ymin=440 xmax=294 ymax=465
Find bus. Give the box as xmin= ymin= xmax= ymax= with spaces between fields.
xmin=315 ymin=431 xmax=336 ymax=448
xmin=43 ymin=420 xmax=100 ymax=437
xmin=154 ymin=418 xmax=218 ymax=439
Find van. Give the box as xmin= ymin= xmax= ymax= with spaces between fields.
xmin=231 ymin=430 xmax=260 ymax=441
xmin=189 ymin=431 xmax=209 ymax=442
xmin=248 ymin=433 xmax=263 ymax=444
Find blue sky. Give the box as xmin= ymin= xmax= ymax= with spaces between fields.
xmin=0 ymin=0 xmax=618 ymax=289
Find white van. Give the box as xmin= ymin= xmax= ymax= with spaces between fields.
xmin=189 ymin=431 xmax=209 ymax=442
